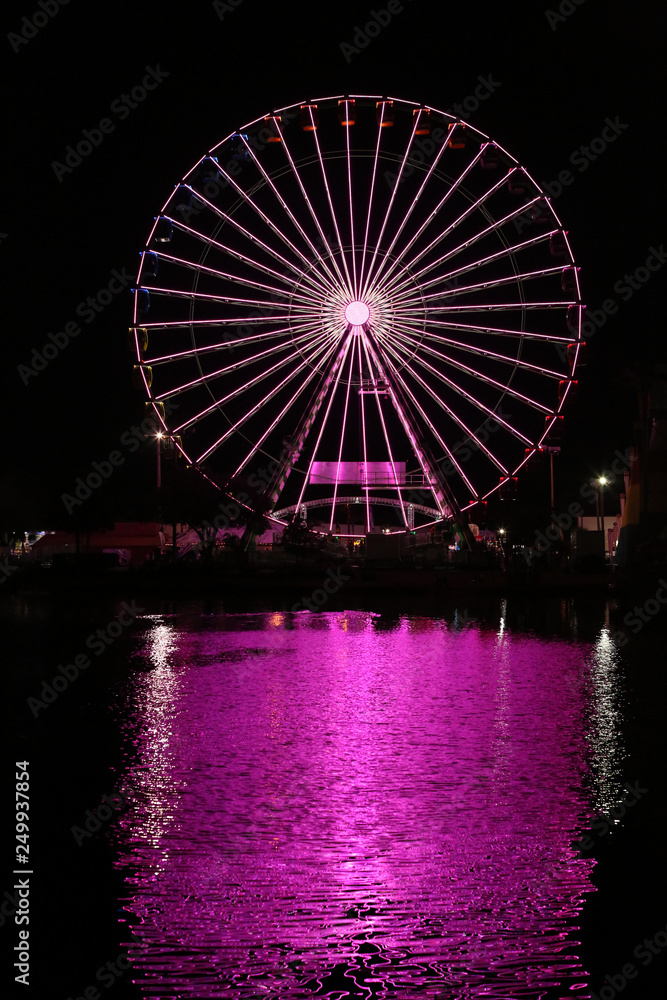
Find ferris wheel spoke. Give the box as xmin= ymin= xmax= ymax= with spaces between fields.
xmin=406 ymin=168 xmax=518 ymax=276
xmin=147 ymin=250 xmax=320 ymax=309
xmin=385 ymin=321 xmax=555 ymax=414
xmin=360 ymin=109 xmax=426 ymax=301
xmin=393 ymin=316 xmax=572 ymax=343
xmin=196 ymin=335 xmax=342 ymax=463
xmin=145 ymin=322 xmax=324 ymax=366
xmin=381 ymin=330 xmax=533 ymax=449
xmin=389 ymin=322 xmax=567 ymax=379
xmin=329 ymin=343 xmax=356 ymax=530
xmin=365 ymin=144 xmax=488 ymax=299
xmin=360 ymin=332 xmax=455 ymax=514
xmin=382 ymin=195 xmax=544 ymax=299
xmin=401 ymin=229 xmax=562 ymax=300
xmin=138 ymin=315 xmax=322 ymax=335
xmin=357 ymin=106 xmax=384 ymax=299
xmin=345 ymin=114 xmax=358 ymax=297
xmin=363 ymin=332 xmax=478 ymax=498
xmin=187 ymin=166 xmax=340 ymax=297
xmin=309 ymin=109 xmax=355 ymax=296
xmin=139 ymin=285 xmax=323 ymax=315
xmin=363 ymin=122 xmax=463 ymax=298
xmin=359 ymin=334 xmax=408 ymax=527
xmin=178 ymin=184 xmax=335 ymax=299
xmin=292 ymin=334 xmax=355 ymax=515
xmin=357 ymin=101 xmax=398 ymax=298
xmin=155 ymin=326 xmax=330 ymax=402
xmin=374 ymin=166 xmax=515 ymax=301
xmin=234 ymin=133 xmax=345 ymax=294
xmin=397 ymin=300 xmax=576 ymax=316
xmin=168 ymin=217 xmax=326 ymax=297
xmin=380 ymin=340 xmax=511 ymax=475
xmin=391 ymin=264 xmax=569 ymax=310
xmin=227 ymin=334 xmax=350 ymax=483
xmin=170 ymin=331 xmax=334 ymax=430
xmin=258 ymin=121 xmax=353 ymax=297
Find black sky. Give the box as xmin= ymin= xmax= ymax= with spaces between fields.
xmin=3 ymin=0 xmax=664 ymax=524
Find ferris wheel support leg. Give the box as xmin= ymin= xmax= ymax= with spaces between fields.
xmin=456 ymin=520 xmax=476 ymax=551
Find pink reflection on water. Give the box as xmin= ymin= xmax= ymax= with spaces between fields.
xmin=113 ymin=610 xmax=612 ymax=998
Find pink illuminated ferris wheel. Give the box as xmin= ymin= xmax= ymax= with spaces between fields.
xmin=130 ymin=95 xmax=585 ymax=535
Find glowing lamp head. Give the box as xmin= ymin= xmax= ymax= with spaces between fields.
xmin=345 ymin=301 xmax=370 ymax=326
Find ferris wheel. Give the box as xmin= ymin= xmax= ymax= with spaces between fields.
xmin=130 ymin=94 xmax=585 ymax=536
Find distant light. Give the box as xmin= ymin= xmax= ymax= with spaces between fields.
xmin=498 ymin=528 xmax=506 ymax=535
xmin=598 ymin=476 xmax=608 ymax=485
xmin=345 ymin=301 xmax=370 ymax=326
xmin=156 ymin=432 xmax=163 ymax=439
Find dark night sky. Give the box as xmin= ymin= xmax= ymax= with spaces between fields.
xmin=3 ymin=0 xmax=664 ymax=525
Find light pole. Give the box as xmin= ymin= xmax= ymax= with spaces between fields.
xmin=156 ymin=432 xmax=163 ymax=489
xmin=498 ymin=527 xmax=507 ymax=567
xmin=542 ymin=446 xmax=562 ymax=549
xmin=597 ymin=476 xmax=607 ymax=559
xmin=156 ymin=433 xmax=163 ymax=528
xmin=542 ymin=445 xmax=561 ymax=511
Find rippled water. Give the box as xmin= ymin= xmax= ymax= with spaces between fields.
xmin=108 ymin=607 xmax=627 ymax=999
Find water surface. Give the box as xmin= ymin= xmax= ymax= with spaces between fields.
xmin=105 ymin=606 xmax=627 ymax=998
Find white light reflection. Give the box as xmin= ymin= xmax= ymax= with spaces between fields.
xmin=497 ymin=597 xmax=507 ymax=639
xmin=145 ymin=615 xmax=179 ymax=670
xmin=587 ymin=627 xmax=627 ymax=817
xmin=125 ymin=617 xmax=185 ymax=853
xmin=490 ymin=610 xmax=512 ymax=802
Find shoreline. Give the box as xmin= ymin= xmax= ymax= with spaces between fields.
xmin=4 ymin=561 xmax=657 ymax=599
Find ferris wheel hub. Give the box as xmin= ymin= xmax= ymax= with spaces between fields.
xmin=344 ymin=300 xmax=370 ymax=326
